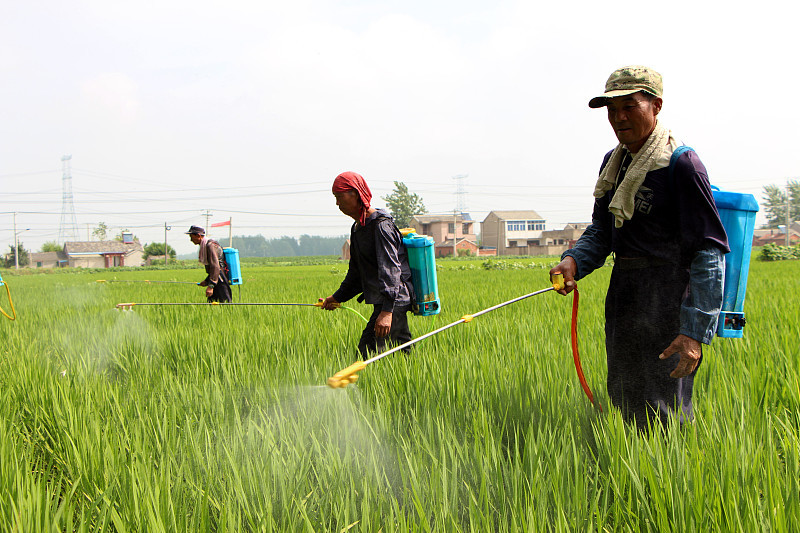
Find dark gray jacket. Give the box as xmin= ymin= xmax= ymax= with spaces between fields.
xmin=333 ymin=209 xmax=413 ymax=312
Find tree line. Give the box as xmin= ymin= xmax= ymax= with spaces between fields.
xmin=229 ymin=235 xmax=348 ymax=257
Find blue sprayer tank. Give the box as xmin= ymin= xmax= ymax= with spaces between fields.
xmin=0 ymin=271 xmax=4 ymax=286
xmin=401 ymin=229 xmax=440 ymax=316
xmin=712 ymin=186 xmax=759 ymax=338
xmin=223 ymin=247 xmax=242 ymax=286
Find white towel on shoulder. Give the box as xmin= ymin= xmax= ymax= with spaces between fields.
xmin=594 ymin=121 xmax=674 ymax=228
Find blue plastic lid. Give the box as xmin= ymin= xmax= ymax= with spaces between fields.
xmin=403 ymin=234 xmax=435 ymax=247
xmin=712 ymin=188 xmax=759 ymax=212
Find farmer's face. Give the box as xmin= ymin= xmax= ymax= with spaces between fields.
xmin=606 ymin=91 xmax=662 ymax=153
xmin=334 ymin=190 xmax=362 ymax=221
xmin=189 ymin=233 xmax=203 ymax=245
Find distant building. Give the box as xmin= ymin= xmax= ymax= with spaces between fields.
xmin=410 ymin=213 xmax=480 ymax=257
xmin=752 ymin=224 xmax=800 ymax=246
xmin=341 ymin=239 xmax=351 ymax=261
xmin=481 ymin=210 xmax=546 ymax=255
xmin=28 ymin=251 xmax=69 ymax=269
xmin=481 ymin=210 xmax=589 ymax=256
xmin=63 ymin=241 xmax=145 ymax=268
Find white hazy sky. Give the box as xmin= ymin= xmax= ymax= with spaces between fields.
xmin=1 ymin=0 xmax=797 ymax=256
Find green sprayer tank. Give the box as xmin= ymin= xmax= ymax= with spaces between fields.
xmin=401 ymin=229 xmax=440 ymax=316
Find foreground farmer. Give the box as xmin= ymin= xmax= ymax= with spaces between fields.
xmin=549 ymin=66 xmax=729 ymax=428
xmin=187 ymin=225 xmax=232 ymax=303
xmin=321 ymin=172 xmax=414 ymax=359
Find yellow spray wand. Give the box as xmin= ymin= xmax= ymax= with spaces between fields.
xmin=327 ymin=274 xmax=566 ymax=388
xmin=115 ymin=300 xmax=368 ymax=322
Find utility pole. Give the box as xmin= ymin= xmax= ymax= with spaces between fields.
xmin=202 ymin=210 xmax=213 ymax=231
xmin=164 ymin=222 xmax=171 ymax=265
xmin=452 ymin=174 xmax=469 ymax=213
xmin=13 ymin=212 xmax=18 ymax=270
xmin=229 ymin=217 xmax=233 ymax=248
xmin=58 ymin=155 xmax=79 ymax=245
xmin=453 ymin=210 xmax=458 ymax=258
xmin=785 ymin=182 xmax=791 ymax=247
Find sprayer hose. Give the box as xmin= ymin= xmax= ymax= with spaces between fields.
xmin=0 ymin=282 xmax=17 ymax=321
xmin=571 ymin=286 xmax=600 ymax=410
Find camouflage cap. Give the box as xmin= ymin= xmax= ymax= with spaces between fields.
xmin=588 ymin=65 xmax=663 ymax=108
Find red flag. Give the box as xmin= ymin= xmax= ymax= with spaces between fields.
xmin=211 ymin=220 xmax=231 ymax=227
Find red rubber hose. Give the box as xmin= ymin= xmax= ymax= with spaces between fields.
xmin=571 ymin=286 xmax=601 ymax=411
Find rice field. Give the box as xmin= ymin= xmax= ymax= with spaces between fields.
xmin=0 ymin=257 xmax=798 ymax=531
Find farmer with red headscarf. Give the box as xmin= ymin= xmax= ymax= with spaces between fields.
xmin=321 ymin=172 xmax=414 ymax=359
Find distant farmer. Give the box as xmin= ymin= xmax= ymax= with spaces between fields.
xmin=320 ymin=171 xmax=414 ymax=359
xmin=186 ymin=225 xmax=232 ymax=303
xmin=549 ymin=66 xmax=729 ymax=428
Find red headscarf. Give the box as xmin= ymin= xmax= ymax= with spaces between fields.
xmin=332 ymin=171 xmax=372 ymax=226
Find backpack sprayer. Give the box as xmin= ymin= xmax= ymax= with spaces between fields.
xmin=0 ymin=271 xmax=16 ymax=321
xmin=671 ymin=146 xmax=759 ymax=338
xmin=710 ymin=186 xmax=759 ymax=337
xmin=401 ymin=229 xmax=440 ymax=316
xmin=115 ymin=300 xmax=368 ymax=322
xmin=327 ymin=273 xmax=601 ymax=410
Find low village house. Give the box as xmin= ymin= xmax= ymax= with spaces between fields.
xmin=19 ymin=232 xmax=145 ymax=269
xmin=480 ymin=210 xmax=590 ymax=256
xmin=339 ymin=211 xmax=592 ymax=259
xmin=410 ymin=213 xmax=486 ymax=257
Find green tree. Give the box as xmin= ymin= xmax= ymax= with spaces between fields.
xmin=143 ymin=242 xmax=176 ymax=260
xmin=39 ymin=241 xmax=63 ymax=253
xmin=381 ymin=181 xmax=428 ymax=228
xmin=92 ymin=222 xmax=108 ymax=241
xmin=5 ymin=243 xmax=29 ymax=268
xmin=762 ymin=180 xmax=800 ymax=228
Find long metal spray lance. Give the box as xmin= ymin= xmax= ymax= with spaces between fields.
xmin=115 ymin=300 xmax=368 ymax=322
xmin=328 ymin=274 xmax=600 ymax=409
xmin=97 ymin=279 xmax=199 ymax=285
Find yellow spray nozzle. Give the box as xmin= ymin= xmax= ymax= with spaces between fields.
xmin=552 ymin=273 xmax=565 ymax=291
xmin=461 ymin=314 xmax=474 ymax=322
xmin=327 ymin=361 xmax=367 ymax=389
xmin=116 ymin=303 xmax=135 ymax=310
xmin=96 ymin=280 xmax=106 ymax=283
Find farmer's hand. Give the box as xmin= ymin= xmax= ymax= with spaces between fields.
xmin=205 ymin=286 xmax=214 ymax=298
xmin=549 ymin=256 xmax=577 ymax=295
xmin=375 ymin=311 xmax=392 ymax=338
xmin=659 ymin=334 xmax=701 ymax=378
xmin=320 ymin=296 xmax=339 ymax=310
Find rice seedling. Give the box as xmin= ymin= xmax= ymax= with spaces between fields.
xmin=0 ymin=258 xmax=797 ymax=531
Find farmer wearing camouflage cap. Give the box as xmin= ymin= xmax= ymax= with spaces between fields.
xmin=549 ymin=66 xmax=730 ymax=429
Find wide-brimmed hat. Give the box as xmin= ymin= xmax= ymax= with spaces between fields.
xmin=588 ymin=65 xmax=663 ymax=108
xmin=185 ymin=225 xmax=205 ymax=235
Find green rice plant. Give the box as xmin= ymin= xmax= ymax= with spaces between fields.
xmin=0 ymin=258 xmax=797 ymax=531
